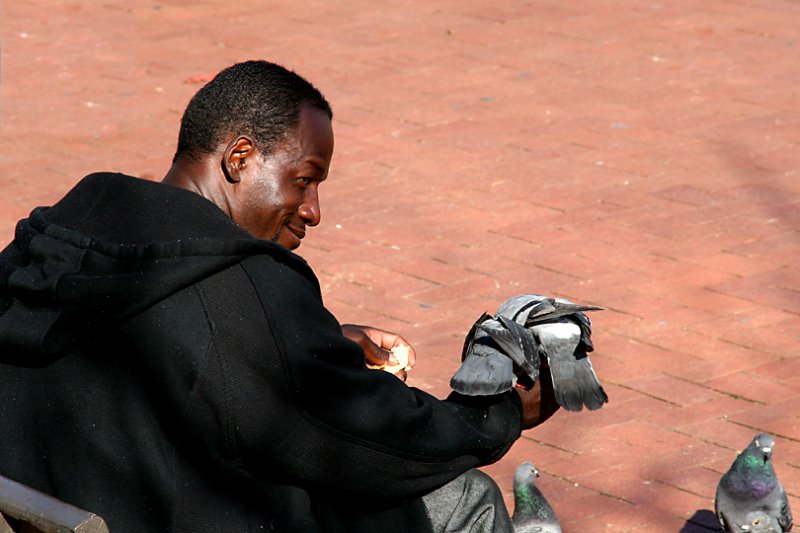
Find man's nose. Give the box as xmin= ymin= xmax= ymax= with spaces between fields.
xmin=298 ymin=189 xmax=321 ymax=226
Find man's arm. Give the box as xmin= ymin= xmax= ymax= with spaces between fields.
xmin=226 ymin=256 xmax=526 ymax=501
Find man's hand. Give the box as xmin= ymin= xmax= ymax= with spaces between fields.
xmin=516 ymin=370 xmax=560 ymax=430
xmin=341 ymin=324 xmax=417 ymax=381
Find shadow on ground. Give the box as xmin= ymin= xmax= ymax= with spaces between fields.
xmin=680 ymin=510 xmax=721 ymax=532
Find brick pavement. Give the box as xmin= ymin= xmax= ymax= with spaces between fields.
xmin=2 ymin=1 xmax=799 ymax=531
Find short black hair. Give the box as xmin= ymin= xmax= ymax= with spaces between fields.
xmin=174 ymin=60 xmax=332 ymax=162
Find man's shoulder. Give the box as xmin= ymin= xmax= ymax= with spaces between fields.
xmin=238 ymin=253 xmax=321 ymax=297
xmin=44 ymin=172 xmax=251 ymax=245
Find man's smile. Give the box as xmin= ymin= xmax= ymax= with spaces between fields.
xmin=287 ymin=223 xmax=306 ymax=240
xmin=281 ymin=223 xmax=306 ymax=249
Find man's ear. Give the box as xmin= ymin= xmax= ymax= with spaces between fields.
xmin=222 ymin=135 xmax=256 ymax=183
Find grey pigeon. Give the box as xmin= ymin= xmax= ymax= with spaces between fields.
xmin=715 ymin=433 xmax=793 ymax=532
xmin=739 ymin=511 xmax=782 ymax=532
xmin=511 ymin=461 xmax=562 ymax=533
xmin=450 ymin=294 xmax=608 ymax=412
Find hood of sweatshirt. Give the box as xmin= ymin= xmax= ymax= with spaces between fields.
xmin=0 ymin=172 xmax=317 ymax=366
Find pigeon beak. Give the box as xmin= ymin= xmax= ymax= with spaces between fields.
xmin=761 ymin=446 xmax=772 ymax=462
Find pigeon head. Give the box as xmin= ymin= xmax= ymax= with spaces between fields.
xmin=751 ymin=434 xmax=774 ymax=464
xmin=514 ymin=461 xmax=539 ymax=487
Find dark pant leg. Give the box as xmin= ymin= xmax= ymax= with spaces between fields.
xmin=421 ymin=469 xmax=514 ymax=533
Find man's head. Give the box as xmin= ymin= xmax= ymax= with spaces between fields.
xmin=175 ymin=60 xmax=331 ymax=163
xmin=168 ymin=60 xmax=334 ymax=250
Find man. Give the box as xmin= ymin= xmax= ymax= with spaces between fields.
xmin=0 ymin=60 xmax=558 ymax=532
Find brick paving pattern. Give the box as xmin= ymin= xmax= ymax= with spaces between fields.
xmin=2 ymin=1 xmax=798 ymax=531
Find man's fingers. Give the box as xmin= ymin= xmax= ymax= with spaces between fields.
xmin=365 ymin=347 xmax=392 ymax=367
xmin=342 ymin=324 xmax=413 ymax=374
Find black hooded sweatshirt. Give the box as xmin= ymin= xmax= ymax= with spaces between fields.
xmin=0 ymin=173 xmax=523 ymax=532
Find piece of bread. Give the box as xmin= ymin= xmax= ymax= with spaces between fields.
xmin=368 ymin=346 xmax=411 ymax=374
xmin=385 ymin=345 xmax=411 ymax=373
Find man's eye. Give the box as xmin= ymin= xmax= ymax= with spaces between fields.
xmin=297 ymin=177 xmax=312 ymax=186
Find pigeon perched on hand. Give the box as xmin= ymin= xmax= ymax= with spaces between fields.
xmin=511 ymin=461 xmax=562 ymax=533
xmin=450 ymin=294 xmax=608 ymax=412
xmin=715 ymin=433 xmax=793 ymax=532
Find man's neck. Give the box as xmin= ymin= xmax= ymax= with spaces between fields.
xmin=162 ymin=156 xmax=232 ymax=218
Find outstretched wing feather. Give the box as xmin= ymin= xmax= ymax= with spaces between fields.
xmin=450 ymin=340 xmax=515 ymax=396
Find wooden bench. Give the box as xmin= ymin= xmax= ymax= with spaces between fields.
xmin=0 ymin=474 xmax=108 ymax=533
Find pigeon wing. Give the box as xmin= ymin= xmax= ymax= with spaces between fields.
xmin=533 ymin=320 xmax=608 ymax=412
xmin=450 ymin=338 xmax=514 ymax=396
xmin=460 ymin=312 xmax=493 ymax=362
xmin=715 ymin=480 xmax=738 ymax=531
xmin=451 ymin=315 xmax=515 ymax=395
xmin=480 ymin=316 xmax=540 ymax=380
xmin=777 ymin=483 xmax=792 ymax=532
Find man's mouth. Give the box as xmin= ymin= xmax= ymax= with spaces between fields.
xmin=286 ymin=224 xmax=306 ymax=241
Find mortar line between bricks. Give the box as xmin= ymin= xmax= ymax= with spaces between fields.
xmin=700 ymin=464 xmax=725 ymax=477
xmin=389 ymin=270 xmax=444 ymax=287
xmin=486 ymin=228 xmax=544 ymax=246
xmin=594 ymin=304 xmax=646 ymax=320
xmin=680 ymin=322 xmax=775 ymax=353
xmin=536 ymin=468 xmax=637 ymax=506
xmin=717 ymin=247 xmax=795 ymax=273
xmin=459 ymin=264 xmax=497 ymax=278
xmin=621 ymin=333 xmax=712 ymax=358
xmin=422 ymin=261 xmax=500 ymax=289
xmin=514 ymin=198 xmax=568 ymax=215
xmin=663 ymin=373 xmax=766 ymax=406
xmin=360 ymin=309 xmax=415 ymax=325
xmin=514 ymin=260 xmax=583 ymax=280
xmin=650 ymin=478 xmax=708 ymax=499
xmin=722 ymin=419 xmax=800 ymax=444
xmin=317 ymin=270 xmax=373 ymax=289
xmin=325 ymin=297 xmax=415 ymax=326
xmin=705 ymin=286 xmax=800 ymax=318
xmin=518 ymin=434 xmax=578 ymax=456
xmin=648 ymin=251 xmax=681 ymax=262
xmin=606 ymin=380 xmax=683 ymax=407
xmin=667 ymin=426 xmax=738 ymax=452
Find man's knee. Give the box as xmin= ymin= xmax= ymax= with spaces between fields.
xmin=460 ymin=469 xmax=504 ymax=500
xmin=423 ymin=469 xmax=513 ymax=533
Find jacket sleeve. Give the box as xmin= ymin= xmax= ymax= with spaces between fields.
xmin=199 ymin=255 xmax=523 ymax=502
